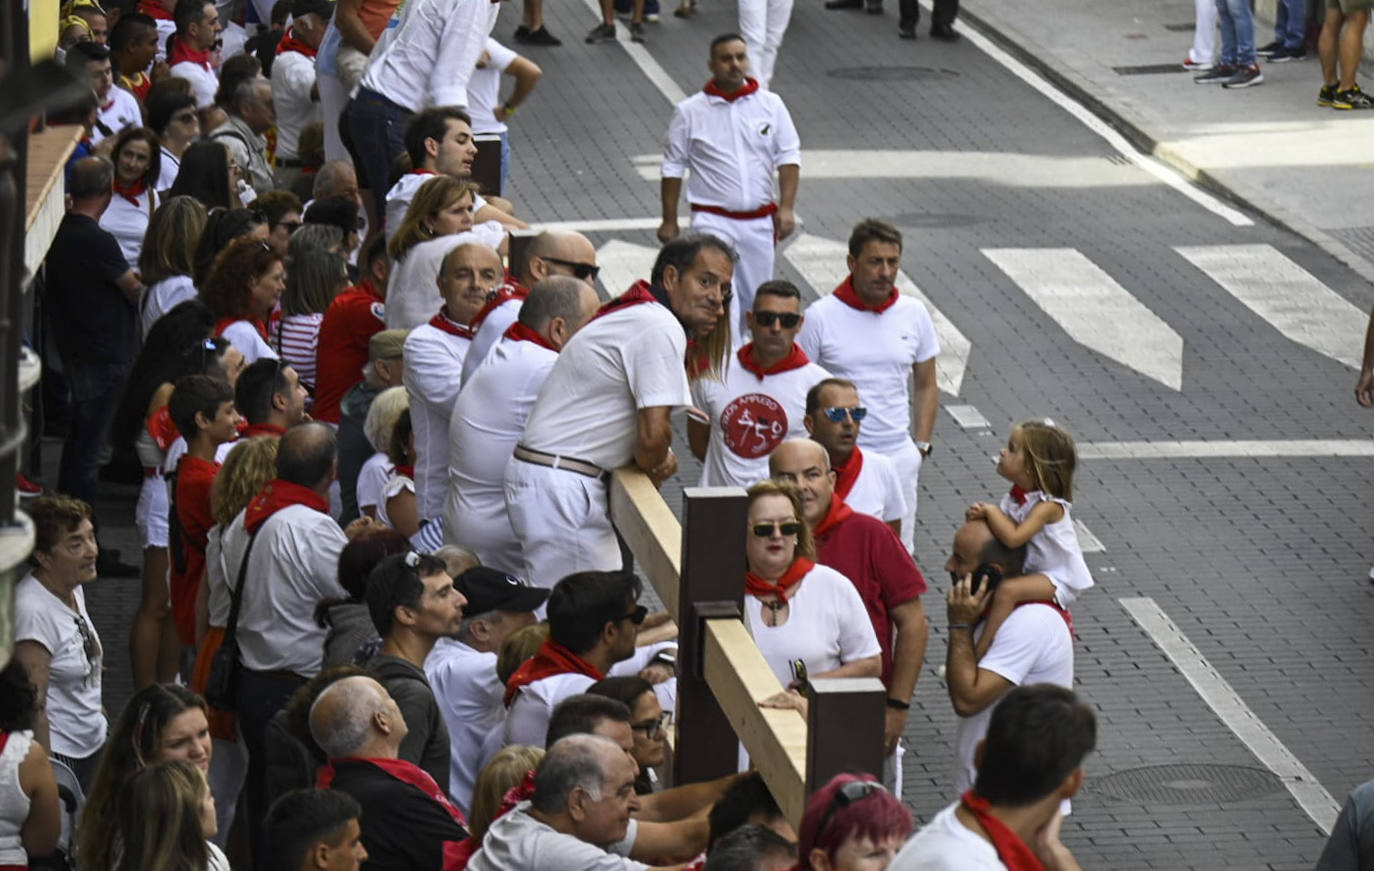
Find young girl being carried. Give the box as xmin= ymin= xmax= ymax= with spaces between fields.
xmin=964 ymin=419 xmax=1093 ymax=658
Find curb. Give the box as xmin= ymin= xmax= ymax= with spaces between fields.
xmin=958 ymin=0 xmax=1374 ymax=288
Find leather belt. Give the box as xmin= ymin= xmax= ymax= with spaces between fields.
xmin=513 ymin=444 xmax=606 ymax=479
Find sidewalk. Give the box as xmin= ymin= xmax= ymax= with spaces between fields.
xmin=960 ymin=0 xmax=1374 ymax=283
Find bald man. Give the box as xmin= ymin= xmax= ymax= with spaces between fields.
xmin=311 ymin=676 xmax=469 ymax=871
xmin=461 ymin=230 xmax=601 ymax=384
xmin=403 ymin=243 xmax=505 ymax=520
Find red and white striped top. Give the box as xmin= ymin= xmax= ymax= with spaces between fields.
xmin=270 ymin=313 xmax=325 ymax=390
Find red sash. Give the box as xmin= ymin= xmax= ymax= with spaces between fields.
xmin=832 ymin=446 xmax=863 ymax=503
xmin=503 ymin=321 xmax=558 ymax=352
xmin=503 ymin=639 xmax=603 ymax=707
xmin=736 ymin=342 xmax=808 ymax=378
xmin=691 ymin=202 xmax=777 ymax=221
xmin=428 ymin=310 xmax=475 ymax=339
xmin=812 ymin=495 xmax=854 ymax=540
xmin=960 ymin=791 xmax=1045 ymax=871
xmin=745 ymin=556 xmax=813 ymax=605
xmin=833 ymin=275 xmax=897 ymax=313
xmin=244 ymin=478 xmax=329 ymax=534
xmin=275 ymin=27 xmax=318 ymax=57
xmin=703 ymin=76 xmax=761 ymax=102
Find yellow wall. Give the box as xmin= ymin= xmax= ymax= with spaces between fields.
xmin=31 ymin=0 xmax=60 ymax=63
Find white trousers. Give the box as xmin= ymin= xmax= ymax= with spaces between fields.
xmin=738 ymin=0 xmax=796 ymax=90
xmin=504 ymin=458 xmax=622 ymax=590
xmin=689 ymin=210 xmax=776 ymax=347
xmin=444 ymin=485 xmax=525 ymax=577
xmin=1189 ymin=0 xmax=1217 ymax=63
xmin=876 ymin=438 xmax=922 ymax=555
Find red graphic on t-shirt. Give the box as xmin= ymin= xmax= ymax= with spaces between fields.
xmin=721 ymin=393 xmax=788 ymax=459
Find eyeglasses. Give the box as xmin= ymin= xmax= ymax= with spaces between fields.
xmin=617 ymin=604 xmax=649 ymax=625
xmin=752 ymin=521 xmax=801 ymax=538
xmin=73 ymin=612 xmax=102 ymax=686
xmin=543 ymin=257 xmax=601 ymax=282
xmin=816 ymin=781 xmax=888 ymax=840
xmin=753 ymin=311 xmax=801 ymax=328
xmin=632 ymin=711 xmax=671 ymax=737
xmin=821 ymin=406 xmax=867 ymax=423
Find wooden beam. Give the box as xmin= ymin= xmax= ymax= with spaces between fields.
xmin=703 ymin=619 xmax=809 ymax=828
xmin=608 ymin=466 xmax=681 ymax=622
xmin=805 ymin=677 xmax=887 ymax=795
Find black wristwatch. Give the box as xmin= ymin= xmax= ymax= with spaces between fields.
xmin=885 ymin=697 xmax=911 ymax=711
xmin=916 ymin=441 xmax=933 ymax=458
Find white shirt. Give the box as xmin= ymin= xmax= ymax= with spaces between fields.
xmin=271 ymin=45 xmax=322 ymax=160
xmin=460 ymin=295 xmax=520 ymax=384
xmin=218 ymin=504 xmax=350 ymax=676
xmin=358 ymin=0 xmax=497 ymax=111
xmin=152 ymin=19 xmax=177 ymax=63
xmin=841 ymin=447 xmax=906 ymax=524
xmin=170 ymin=58 xmax=218 ymax=110
xmin=100 ymin=187 xmax=158 ymax=269
xmin=13 ymin=575 xmax=106 ymax=758
xmin=661 ymin=86 xmax=801 ymax=212
xmin=953 ymin=605 xmax=1074 ymax=796
xmin=385 ymin=172 xmax=489 ymax=241
xmin=798 ymin=294 xmax=940 ymax=453
xmin=891 ymin=803 xmax=1005 ymax=871
xmin=95 ymin=87 xmax=142 ymax=144
xmin=219 ymin=319 xmax=278 ymax=364
xmin=384 ymin=228 xmax=505 ymax=330
xmin=468 ymin=801 xmax=648 ymax=871
xmin=424 ymin=638 xmax=504 ymax=814
xmin=403 ymin=320 xmax=473 ymax=519
xmin=142 ymin=275 xmax=198 ymax=338
xmin=375 ymin=469 xmax=415 ymax=529
xmin=521 ymin=301 xmax=690 ymax=470
xmin=998 ymin=490 xmax=1093 ymax=607
xmin=467 ymin=38 xmax=517 ymax=136
xmin=204 ymin=523 xmax=235 ymax=628
xmin=744 ymin=563 xmax=881 ymax=686
xmin=158 ymin=146 xmax=182 ymax=192
xmin=357 ymin=452 xmax=390 ymax=513
xmin=690 ymin=348 xmax=828 ymax=488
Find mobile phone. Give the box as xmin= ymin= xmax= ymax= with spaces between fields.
xmin=790 ymin=658 xmax=809 ymax=697
xmin=971 ymin=563 xmax=1004 ymax=596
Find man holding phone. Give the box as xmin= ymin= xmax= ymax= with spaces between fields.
xmin=943 ymin=519 xmax=1075 ymax=798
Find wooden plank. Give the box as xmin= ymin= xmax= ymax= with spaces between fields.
xmin=25 ymin=125 xmax=80 ymax=229
xmin=703 ymin=619 xmax=809 ymax=828
xmin=609 ymin=466 xmax=681 ymax=623
xmin=806 ymin=677 xmax=887 ymax=793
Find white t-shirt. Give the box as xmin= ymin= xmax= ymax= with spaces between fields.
xmin=403 ymin=321 xmax=473 ymax=519
xmin=744 ymin=563 xmax=881 ymax=686
xmin=94 ymin=87 xmax=142 ymax=144
xmin=798 ymin=294 xmax=940 ymax=453
xmin=375 ymin=469 xmax=415 ymax=529
xmin=466 ymin=38 xmax=517 ymax=136
xmin=468 ymin=801 xmax=648 ymax=871
xmin=424 ymin=638 xmax=505 ymax=814
xmin=998 ymin=489 xmax=1093 ymax=607
xmin=384 ymin=228 xmax=505 ymax=330
xmin=270 ymin=45 xmax=321 ymax=161
xmin=890 ymin=803 xmax=1004 ymax=871
xmin=219 ymin=320 xmax=278 ymax=365
xmin=13 ymin=575 xmax=106 ymax=758
xmin=384 ymin=171 xmax=489 ymax=241
xmin=460 ymin=296 xmax=521 ymax=385
xmin=170 ymin=59 xmax=218 ymax=110
xmin=158 ymin=146 xmax=182 ymax=192
xmin=100 ymin=187 xmax=157 ymax=269
xmin=142 ymin=275 xmax=198 ymax=338
xmin=357 ymin=452 xmax=391 ymax=514
xmin=521 ymin=301 xmax=690 ymax=470
xmin=690 ymin=349 xmax=828 ymax=488
xmin=841 ymin=447 xmax=907 ymax=524
xmin=953 ymin=605 xmax=1074 ymax=796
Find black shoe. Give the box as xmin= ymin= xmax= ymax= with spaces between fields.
xmin=526 ymin=25 xmax=562 ymax=45
xmin=97 ymin=549 xmax=139 ymax=578
xmin=825 ymin=0 xmax=863 ymax=9
xmin=1255 ymin=39 xmax=1282 ymax=56
xmin=514 ymin=25 xmax=532 ymax=42
xmin=585 ymin=22 xmax=616 ymax=42
xmin=929 ymin=23 xmax=960 ymax=40
xmin=1317 ymin=83 xmax=1339 ymax=106
xmin=898 ymin=25 xmax=916 ymax=37
xmin=629 ymin=20 xmax=645 ymax=41
xmin=1268 ymin=45 xmax=1306 ymax=62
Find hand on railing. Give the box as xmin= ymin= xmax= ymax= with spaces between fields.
xmin=647 ymin=447 xmax=677 ymax=488
xmin=760 ymin=688 xmax=808 ymax=719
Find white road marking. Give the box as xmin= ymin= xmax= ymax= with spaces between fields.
xmin=945 ymin=404 xmax=992 ymax=430
xmin=596 ymin=239 xmax=660 ymax=300
xmin=983 ymin=247 xmax=1184 ymax=390
xmin=1078 ymin=439 xmax=1374 ymax=459
xmin=1120 ymin=597 xmax=1340 ymax=834
xmin=928 ymin=1 xmax=1254 ymax=227
xmin=575 ymin=0 xmax=687 ymax=105
xmin=784 ymin=233 xmax=971 ymax=396
xmin=1176 ymin=244 xmax=1368 ymax=370
xmin=1074 ymin=519 xmax=1105 ymax=553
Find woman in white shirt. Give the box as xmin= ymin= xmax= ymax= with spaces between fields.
xmin=270 ymin=249 xmax=349 ymax=393
xmin=116 ymin=759 xmax=229 ymax=871
xmin=147 ymin=83 xmax=202 ymax=192
xmin=100 ymin=126 xmax=162 ymax=269
xmin=357 ymin=386 xmax=409 ymax=522
xmin=0 ymin=661 xmax=61 ymax=867
xmin=376 ymin=407 xmax=419 ymax=537
xmin=742 ymin=479 xmax=881 ymax=688
xmin=200 ymin=235 xmax=286 ymax=364
xmin=139 ymin=196 xmax=208 ymax=338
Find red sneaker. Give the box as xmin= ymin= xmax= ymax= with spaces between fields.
xmin=16 ymin=473 xmax=42 ymax=498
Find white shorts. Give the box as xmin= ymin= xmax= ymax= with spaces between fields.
xmin=503 ymin=457 xmax=622 ymax=590
xmin=136 ymin=473 xmax=170 ymax=550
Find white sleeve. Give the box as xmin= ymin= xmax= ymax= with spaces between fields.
xmin=301 ymin=517 xmax=350 ymax=601
xmin=221 ymin=321 xmax=278 ymax=364
xmin=796 ymin=305 xmax=823 ymax=362
xmin=772 ymin=99 xmax=802 ymax=167
xmin=978 ymin=609 xmax=1054 ymax=687
xmin=404 ymin=333 xmax=465 ymax=410
xmin=831 ymin=573 xmax=882 ymax=663
xmin=910 ymin=305 xmax=940 ymax=364
xmin=503 ymin=692 xmax=554 ymax=748
xmin=486 ymin=38 xmax=518 ymax=72
xmin=661 ymin=103 xmax=691 ymax=179
xmin=624 ymin=325 xmax=690 ymax=410
xmin=428 ymin=0 xmax=490 ymax=107
xmin=273 ymin=52 xmax=317 ymax=100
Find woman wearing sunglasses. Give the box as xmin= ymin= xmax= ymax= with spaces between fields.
xmin=743 ymin=480 xmax=881 ymax=691
xmin=795 ymin=773 xmax=912 ymax=871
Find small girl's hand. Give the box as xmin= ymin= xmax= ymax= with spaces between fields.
xmin=966 ymin=502 xmax=988 ymax=521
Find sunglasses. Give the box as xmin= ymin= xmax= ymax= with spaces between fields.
xmin=632 ymin=711 xmax=671 ymax=737
xmin=821 ymin=406 xmax=867 ymax=423
xmin=618 ymin=604 xmax=649 ymax=625
xmin=816 ymin=781 xmax=888 ymax=840
xmin=753 ymin=311 xmax=801 ymax=328
xmin=543 ymin=257 xmax=601 ymax=282
xmin=752 ymin=521 xmax=801 ymax=538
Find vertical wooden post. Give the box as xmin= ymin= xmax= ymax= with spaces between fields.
xmin=673 ymin=485 xmax=749 ymax=785
xmin=805 ymin=677 xmax=888 ymax=794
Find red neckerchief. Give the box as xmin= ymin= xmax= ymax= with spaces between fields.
xmin=812 ymin=495 xmax=854 ymax=540
xmin=1009 ymin=485 xmax=1033 ymax=506
xmin=960 ymin=791 xmax=1045 ymax=871
xmin=503 ymin=321 xmax=557 ymax=352
xmin=833 ymin=275 xmax=898 ymax=314
xmin=147 ymin=405 xmax=180 ymax=451
xmin=503 ymin=639 xmax=603 ymax=707
xmin=470 ymin=281 xmax=528 ymax=330
xmin=168 ymin=35 xmax=211 ymax=69
xmin=703 ymin=76 xmax=761 ymax=102
xmin=736 ymin=342 xmax=809 ymax=379
xmin=429 ymin=309 xmax=475 ymax=339
xmin=591 ymin=279 xmax=657 ymax=322
xmin=242 ymin=422 xmax=286 ymax=439
xmin=394 ymin=464 xmax=415 ymax=478
xmin=112 ymin=178 xmax=146 ymax=207
xmin=832 ymin=446 xmax=863 ymax=503
xmin=317 ymin=757 xmax=466 ymax=827
xmin=214 ymin=316 xmax=268 ymax=341
xmin=137 ymin=0 xmax=173 ymax=18
xmin=244 ymin=478 xmax=329 ymax=533
xmin=745 ymin=556 xmax=813 ymax=605
xmin=275 ymin=26 xmax=318 ymax=57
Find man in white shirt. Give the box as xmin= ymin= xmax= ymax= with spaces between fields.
xmin=687 ymin=280 xmax=828 ymax=489
xmin=426 ymin=566 xmax=548 ymax=813
xmin=168 ymin=0 xmax=222 ymax=113
xmin=466 ymin=38 xmax=541 ymax=195
xmin=891 ymin=684 xmax=1093 ymax=871
xmin=67 ymin=44 xmax=140 ymax=145
xmin=209 ymin=77 xmax=276 ymax=197
xmin=504 ymin=235 xmax=733 ymax=587
xmin=659 ymin=34 xmax=800 ymax=345
xmin=445 ymin=276 xmax=601 ymax=572
xmin=271 ymin=0 xmax=331 ymax=180
xmin=404 ymin=242 xmax=504 ymax=521
xmin=803 ymin=377 xmax=905 ymax=537
xmin=798 ymin=219 xmax=939 ymax=556
xmin=942 ymin=520 xmax=1074 ymax=798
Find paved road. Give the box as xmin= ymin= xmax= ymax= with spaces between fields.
xmin=75 ymin=0 xmax=1374 ymax=867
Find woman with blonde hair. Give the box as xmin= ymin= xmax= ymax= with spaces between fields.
xmin=384 ymin=176 xmax=508 ymax=329
xmin=115 ymin=759 xmax=228 ymax=871
xmin=357 ymin=386 xmax=409 ymax=521
xmin=447 ymin=745 xmax=546 ymax=869
xmin=139 ymin=197 xmax=209 ymax=337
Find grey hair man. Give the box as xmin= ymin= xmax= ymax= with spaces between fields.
xmin=210 ymin=76 xmax=276 ymax=196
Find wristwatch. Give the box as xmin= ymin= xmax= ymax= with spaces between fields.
xmin=916 ymin=441 xmax=933 ymax=458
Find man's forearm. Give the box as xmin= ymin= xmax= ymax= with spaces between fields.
xmin=661 ymin=177 xmax=683 ymax=221
xmin=637 ymin=772 xmax=738 ymax=822
xmin=777 ymin=164 xmax=799 ymax=209
xmin=945 ymin=626 xmax=979 ymax=709
xmin=888 ymin=605 xmax=928 ymax=702
xmin=912 ymin=380 xmax=938 ymax=442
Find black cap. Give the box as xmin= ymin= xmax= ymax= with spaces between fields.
xmin=455 ymin=567 xmax=550 ymax=615
xmin=291 ymin=0 xmax=335 ymax=20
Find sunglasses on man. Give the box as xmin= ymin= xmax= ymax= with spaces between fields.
xmin=752 ymin=311 xmax=801 ymax=328
xmin=543 ymin=257 xmax=600 ymax=282
xmin=821 ymin=406 xmax=867 ymax=423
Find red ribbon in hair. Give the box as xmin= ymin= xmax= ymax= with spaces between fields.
xmin=703 ymin=76 xmax=761 ymax=102
xmin=831 ymin=446 xmax=863 ymax=503
xmin=503 ymin=639 xmax=603 ymax=707
xmin=960 ymin=791 xmax=1045 ymax=871
xmin=745 ymin=556 xmax=813 ymax=605
xmin=244 ymin=478 xmax=329 ymax=534
xmin=833 ymin=275 xmax=897 ymax=314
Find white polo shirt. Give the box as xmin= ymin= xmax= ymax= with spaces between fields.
xmin=661 ymin=84 xmax=801 ymax=211
xmin=798 ymin=293 xmax=939 ymax=454
xmin=384 ymin=171 xmax=489 ymax=241
xmin=358 ymin=0 xmax=497 ymax=111
xmin=839 ymin=447 xmax=907 ymax=525
xmin=170 ymin=57 xmax=218 ymax=110
xmin=95 ymin=87 xmax=142 ymax=144
xmin=459 ymin=295 xmax=521 ymax=385
xmin=99 ymin=187 xmax=158 ymax=269
xmin=467 ymin=38 xmax=517 ymax=136
xmin=521 ymin=299 xmax=690 ymax=470
xmin=403 ymin=317 xmax=473 ymax=519
xmin=690 ymin=345 xmax=828 ymax=488
xmin=270 ymin=43 xmax=322 ymax=161
xmin=425 ymin=638 xmax=505 ymax=814
xmin=891 ymin=804 xmax=1004 ymax=871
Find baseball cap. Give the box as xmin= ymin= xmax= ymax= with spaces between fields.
xmin=369 ymin=329 xmax=408 ymax=361
xmin=455 ymin=566 xmax=550 ymax=615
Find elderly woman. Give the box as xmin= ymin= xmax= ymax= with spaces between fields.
xmin=795 ymin=773 xmax=912 ymax=871
xmin=100 ymin=126 xmax=162 ymax=268
xmin=201 ymin=235 xmax=286 ymax=364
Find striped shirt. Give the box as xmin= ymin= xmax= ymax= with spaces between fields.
xmin=271 ymin=313 xmax=325 ymax=389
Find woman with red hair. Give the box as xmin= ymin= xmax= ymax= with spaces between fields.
xmin=199 ymin=235 xmax=285 ymax=364
xmin=795 ymin=773 xmax=912 ymax=871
